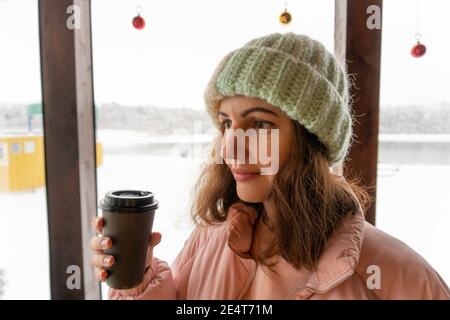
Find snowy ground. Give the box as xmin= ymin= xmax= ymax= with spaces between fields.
xmin=0 ymin=133 xmax=449 ymax=299
xmin=376 ymin=164 xmax=450 ymax=284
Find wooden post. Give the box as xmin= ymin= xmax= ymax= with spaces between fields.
xmin=335 ymin=0 xmax=383 ymax=225
xmin=39 ymin=0 xmax=100 ymax=299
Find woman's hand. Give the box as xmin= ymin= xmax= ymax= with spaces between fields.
xmin=89 ymin=216 xmax=162 ymax=282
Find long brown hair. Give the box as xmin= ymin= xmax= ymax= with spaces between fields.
xmin=190 ymin=120 xmax=372 ymax=272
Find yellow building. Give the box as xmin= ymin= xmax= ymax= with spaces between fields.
xmin=0 ymin=133 xmax=102 ymax=192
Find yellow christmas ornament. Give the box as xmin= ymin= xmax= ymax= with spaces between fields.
xmin=279 ymin=2 xmax=292 ymax=25
xmin=279 ymin=10 xmax=292 ymax=24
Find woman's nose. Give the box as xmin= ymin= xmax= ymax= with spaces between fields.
xmin=221 ymin=129 xmax=238 ymax=162
xmin=221 ymin=125 xmax=255 ymax=164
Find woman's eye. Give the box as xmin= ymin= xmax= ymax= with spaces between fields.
xmin=254 ymin=120 xmax=273 ymax=130
xmin=221 ymin=119 xmax=232 ymax=129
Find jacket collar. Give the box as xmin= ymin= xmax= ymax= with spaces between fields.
xmin=300 ymin=206 xmax=365 ymax=294
xmin=226 ymin=175 xmax=366 ymax=296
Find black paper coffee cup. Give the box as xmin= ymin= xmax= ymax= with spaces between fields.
xmin=99 ymin=190 xmax=159 ymax=289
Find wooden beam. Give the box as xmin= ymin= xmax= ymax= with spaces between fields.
xmin=39 ymin=0 xmax=100 ymax=299
xmin=335 ymin=0 xmax=383 ymax=225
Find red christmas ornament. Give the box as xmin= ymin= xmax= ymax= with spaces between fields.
xmin=411 ymin=33 xmax=426 ymax=58
xmin=411 ymin=42 xmax=426 ymax=58
xmin=132 ymin=14 xmax=145 ymax=30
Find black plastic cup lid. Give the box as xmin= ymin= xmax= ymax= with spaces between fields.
xmin=99 ymin=190 xmax=159 ymax=213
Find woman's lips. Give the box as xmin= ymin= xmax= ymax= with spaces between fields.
xmin=231 ymin=169 xmax=260 ymax=182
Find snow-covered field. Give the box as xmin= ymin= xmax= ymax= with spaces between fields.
xmin=0 ymin=133 xmax=449 ymax=299
xmin=376 ymin=164 xmax=450 ymax=285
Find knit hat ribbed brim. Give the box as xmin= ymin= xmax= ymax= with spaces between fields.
xmin=204 ymin=32 xmax=353 ymax=165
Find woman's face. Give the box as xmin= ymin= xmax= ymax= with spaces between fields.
xmin=218 ymin=95 xmax=294 ymax=203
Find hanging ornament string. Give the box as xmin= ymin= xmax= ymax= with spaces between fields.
xmin=279 ymin=1 xmax=292 ymax=25
xmin=411 ymin=0 xmax=426 ymax=58
xmin=132 ymin=5 xmax=146 ymax=30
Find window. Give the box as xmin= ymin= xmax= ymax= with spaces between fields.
xmin=91 ymin=0 xmax=335 ymax=298
xmin=377 ymin=0 xmax=450 ymax=283
xmin=0 ymin=0 xmax=50 ymax=299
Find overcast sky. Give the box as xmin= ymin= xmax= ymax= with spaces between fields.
xmin=0 ymin=0 xmax=449 ymax=109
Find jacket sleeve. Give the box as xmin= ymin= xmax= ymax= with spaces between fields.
xmin=108 ymin=224 xmax=208 ymax=300
xmin=373 ymin=263 xmax=450 ymax=300
xmin=356 ymin=223 xmax=450 ymax=300
xmin=108 ymin=257 xmax=177 ymax=300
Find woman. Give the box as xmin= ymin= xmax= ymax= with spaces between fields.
xmin=89 ymin=32 xmax=449 ymax=299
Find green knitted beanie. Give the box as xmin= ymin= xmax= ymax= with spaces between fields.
xmin=203 ymin=32 xmax=353 ymax=165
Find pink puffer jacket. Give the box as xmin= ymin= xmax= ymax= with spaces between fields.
xmin=109 ymin=179 xmax=450 ymax=300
